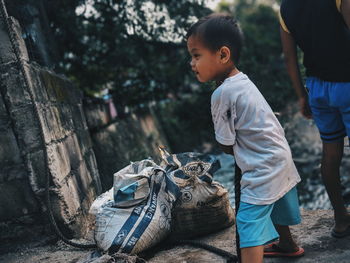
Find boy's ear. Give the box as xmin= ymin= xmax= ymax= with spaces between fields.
xmin=219 ymin=46 xmax=231 ymax=63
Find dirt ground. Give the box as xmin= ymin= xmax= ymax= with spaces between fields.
xmin=0 ymin=241 xmax=88 ymax=263
xmin=1 ymin=210 xmax=350 ymax=263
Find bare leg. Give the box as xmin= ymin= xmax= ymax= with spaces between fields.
xmin=274 ymin=225 xmax=299 ymax=251
xmin=321 ymin=140 xmax=350 ymax=232
xmin=241 ymin=246 xmax=264 ymax=263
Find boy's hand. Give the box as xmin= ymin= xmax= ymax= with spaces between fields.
xmin=299 ymin=96 xmax=312 ymax=119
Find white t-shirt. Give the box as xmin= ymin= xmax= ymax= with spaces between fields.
xmin=211 ymin=72 xmax=301 ymax=205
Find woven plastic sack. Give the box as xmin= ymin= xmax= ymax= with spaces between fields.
xmin=160 ymin=149 xmax=235 ymax=239
xmin=90 ymin=159 xmax=180 ymax=254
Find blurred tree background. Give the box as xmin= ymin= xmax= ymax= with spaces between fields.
xmin=7 ymin=0 xmax=297 ymax=152
xmin=46 ymin=0 xmax=211 ymax=106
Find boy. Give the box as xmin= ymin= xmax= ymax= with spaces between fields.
xmin=186 ymin=14 xmax=304 ymax=263
xmin=279 ymin=0 xmax=350 ymax=237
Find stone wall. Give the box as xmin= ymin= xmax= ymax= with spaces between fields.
xmin=0 ymin=12 xmax=101 ymax=237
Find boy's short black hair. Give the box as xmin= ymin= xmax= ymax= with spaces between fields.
xmin=186 ymin=13 xmax=243 ymax=64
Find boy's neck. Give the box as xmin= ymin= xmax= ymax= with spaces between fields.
xmin=215 ymin=67 xmax=240 ymax=87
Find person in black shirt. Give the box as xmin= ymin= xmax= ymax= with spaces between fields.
xmin=280 ymin=0 xmax=350 ymax=238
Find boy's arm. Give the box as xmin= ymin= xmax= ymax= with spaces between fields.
xmin=280 ymin=27 xmax=312 ymax=119
xmin=219 ymin=143 xmax=234 ymax=155
xmin=341 ymin=0 xmax=350 ymax=28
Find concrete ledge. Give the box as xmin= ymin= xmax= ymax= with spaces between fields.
xmin=144 ymin=209 xmax=348 ymax=263
xmin=2 ymin=209 xmax=350 ymax=262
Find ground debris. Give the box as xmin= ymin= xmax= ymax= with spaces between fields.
xmin=77 ymin=252 xmax=147 ymax=263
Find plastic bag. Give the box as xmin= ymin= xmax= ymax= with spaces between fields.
xmin=90 ymin=160 xmax=180 ymax=254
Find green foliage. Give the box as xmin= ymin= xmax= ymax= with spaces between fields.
xmin=46 ymin=0 xmax=211 ymax=106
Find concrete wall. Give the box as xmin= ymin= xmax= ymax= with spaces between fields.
xmin=84 ymin=100 xmax=169 ymax=191
xmin=0 ymin=4 xmax=169 ymax=243
xmin=0 ymin=14 xmax=101 ymax=237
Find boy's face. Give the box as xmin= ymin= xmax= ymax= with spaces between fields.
xmin=187 ymin=35 xmax=223 ymax=83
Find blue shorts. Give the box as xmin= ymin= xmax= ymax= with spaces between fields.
xmin=307 ymin=77 xmax=350 ymax=143
xmin=236 ymin=187 xmax=301 ymax=248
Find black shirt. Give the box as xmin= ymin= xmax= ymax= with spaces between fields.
xmin=280 ymin=0 xmax=350 ymax=82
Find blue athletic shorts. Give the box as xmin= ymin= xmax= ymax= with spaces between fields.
xmin=236 ymin=187 xmax=301 ymax=248
xmin=307 ymin=77 xmax=350 ymax=143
